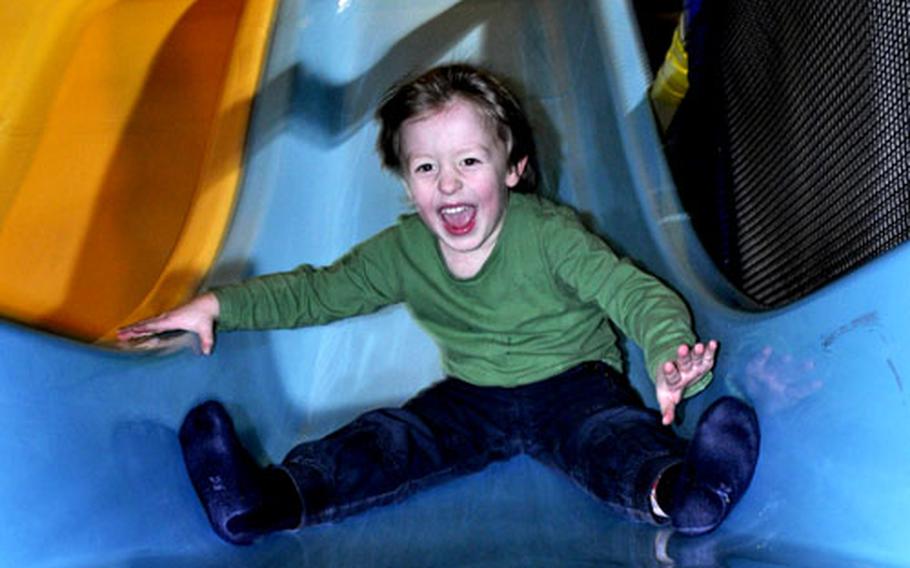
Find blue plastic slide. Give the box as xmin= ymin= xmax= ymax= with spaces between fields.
xmin=2 ymin=1 xmax=909 ymax=566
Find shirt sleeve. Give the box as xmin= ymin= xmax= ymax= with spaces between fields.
xmin=542 ymin=206 xmax=712 ymax=398
xmin=213 ymin=226 xmax=405 ymax=331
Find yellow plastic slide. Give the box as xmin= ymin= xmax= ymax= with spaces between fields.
xmin=0 ymin=0 xmax=275 ymax=342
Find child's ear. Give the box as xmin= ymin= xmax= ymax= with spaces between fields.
xmin=505 ymin=156 xmax=529 ymax=188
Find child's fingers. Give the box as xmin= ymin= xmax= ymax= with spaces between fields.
xmin=675 ymin=345 xmax=694 ymax=377
xmin=662 ymin=361 xmax=681 ymax=385
xmin=116 ymin=315 xmax=176 ymax=340
xmin=198 ymin=325 xmax=215 ymax=356
xmin=691 ymin=340 xmax=718 ymax=372
xmin=683 ymin=340 xmax=719 ymax=374
xmin=703 ymin=340 xmax=719 ymax=358
xmin=117 ymin=321 xmax=160 ymax=337
xmin=688 ymin=342 xmax=706 ymax=370
xmin=660 ymin=394 xmax=679 ymax=425
xmin=116 ymin=325 xmax=155 ymax=340
xmin=702 ymin=342 xmax=716 ymax=366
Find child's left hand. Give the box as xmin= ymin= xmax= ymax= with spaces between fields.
xmin=655 ymin=340 xmax=718 ymax=426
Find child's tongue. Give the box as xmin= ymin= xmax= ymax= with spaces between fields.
xmin=440 ymin=205 xmax=476 ymax=235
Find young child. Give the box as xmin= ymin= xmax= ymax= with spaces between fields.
xmin=118 ymin=64 xmax=759 ymax=545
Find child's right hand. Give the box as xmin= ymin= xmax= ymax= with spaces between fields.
xmin=116 ymin=292 xmax=221 ymax=355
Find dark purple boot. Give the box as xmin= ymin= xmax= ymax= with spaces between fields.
xmin=179 ymin=400 xmax=302 ymax=545
xmin=670 ymin=397 xmax=760 ymax=536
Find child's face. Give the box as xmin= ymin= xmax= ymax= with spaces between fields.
xmin=400 ymin=98 xmax=524 ymax=268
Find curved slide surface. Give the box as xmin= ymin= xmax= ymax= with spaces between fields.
xmin=2 ymin=1 xmax=909 ymax=566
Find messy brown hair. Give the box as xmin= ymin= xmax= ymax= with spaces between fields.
xmin=376 ymin=64 xmax=538 ymax=193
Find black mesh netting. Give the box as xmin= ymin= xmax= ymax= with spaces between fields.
xmin=666 ymin=0 xmax=910 ymax=308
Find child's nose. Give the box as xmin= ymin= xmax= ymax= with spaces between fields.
xmin=437 ymin=167 xmax=462 ymax=195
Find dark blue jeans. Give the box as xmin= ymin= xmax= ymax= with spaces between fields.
xmin=282 ymin=362 xmax=687 ymax=525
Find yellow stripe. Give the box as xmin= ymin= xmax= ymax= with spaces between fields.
xmin=0 ymin=0 xmax=277 ymax=341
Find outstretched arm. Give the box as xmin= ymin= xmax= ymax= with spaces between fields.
xmin=655 ymin=340 xmax=718 ymax=425
xmin=117 ymin=292 xmax=221 ymax=355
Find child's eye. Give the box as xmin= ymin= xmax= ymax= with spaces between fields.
xmin=414 ymin=163 xmax=434 ymax=174
xmin=462 ymin=157 xmax=481 ymax=166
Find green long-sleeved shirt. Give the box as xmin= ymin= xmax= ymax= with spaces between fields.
xmin=215 ymin=193 xmax=711 ymax=395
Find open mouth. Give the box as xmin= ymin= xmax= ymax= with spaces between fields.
xmin=439 ymin=204 xmax=477 ymax=236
